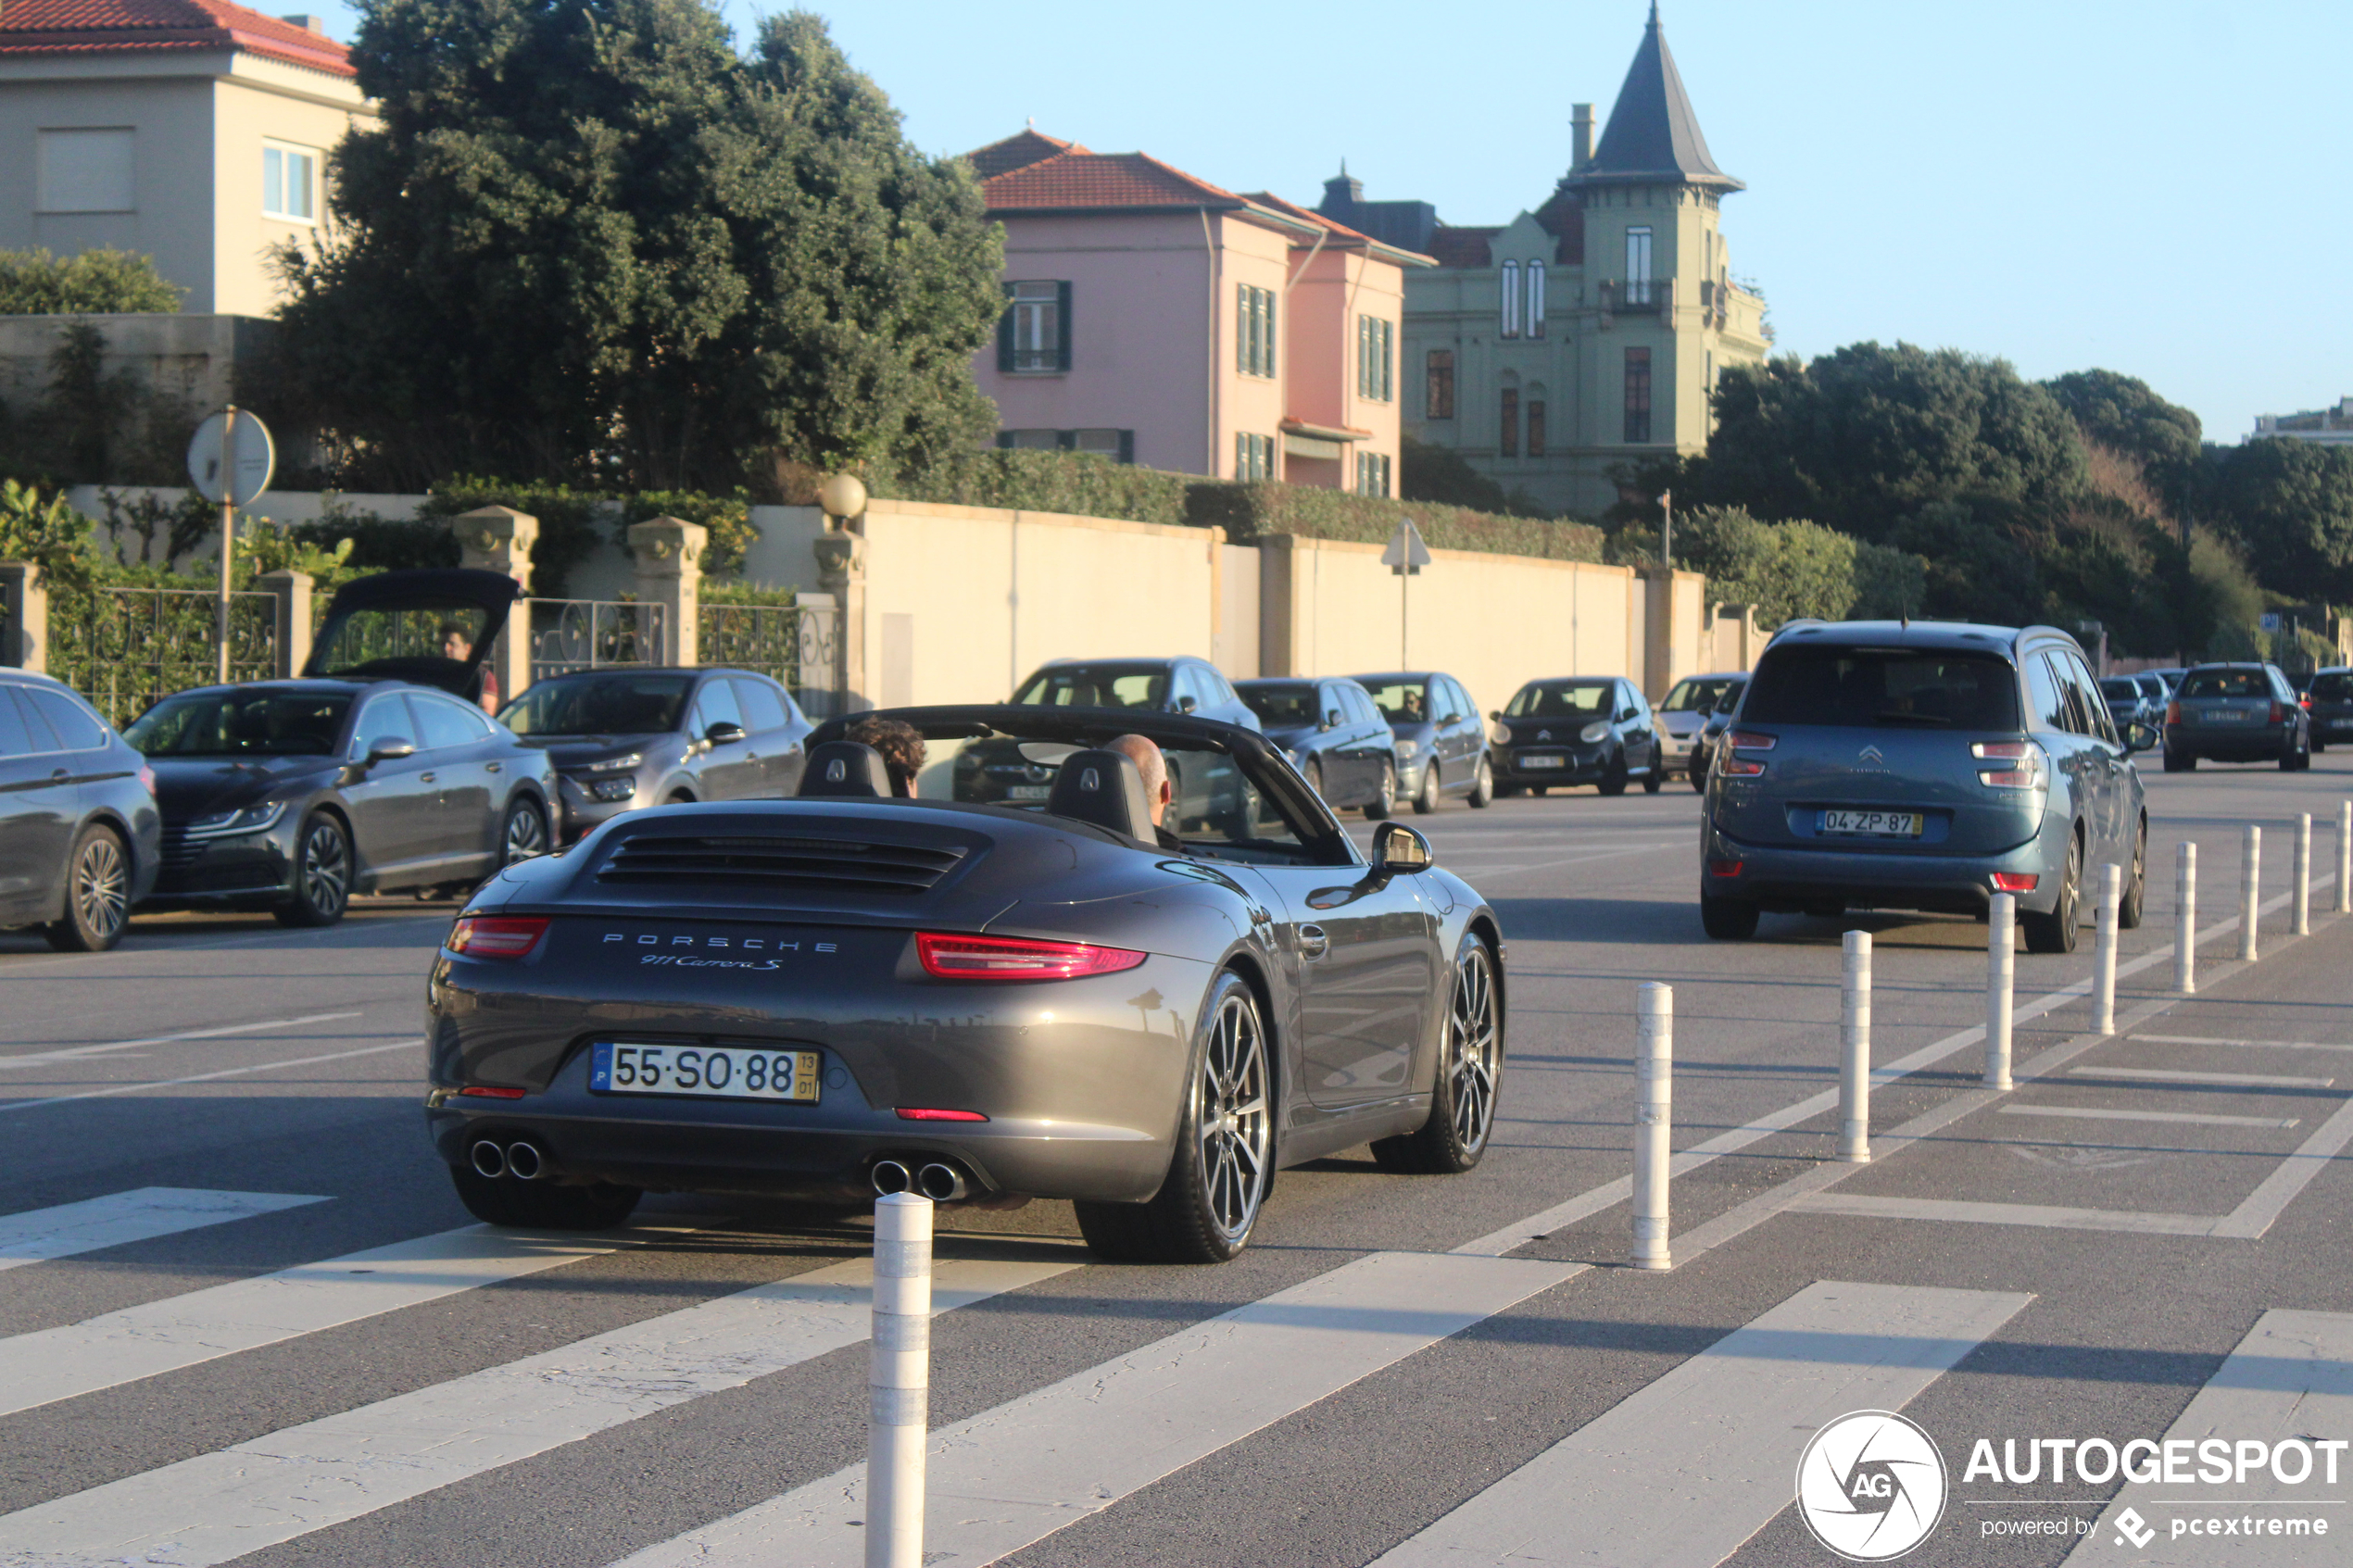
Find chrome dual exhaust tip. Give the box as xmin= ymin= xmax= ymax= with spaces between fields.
xmin=870 ymin=1159 xmax=912 ymax=1196
xmin=916 ymin=1162 xmax=968 ymax=1202
xmin=470 ymin=1140 xmax=506 ymax=1179
xmin=470 ymin=1138 xmax=545 ymax=1180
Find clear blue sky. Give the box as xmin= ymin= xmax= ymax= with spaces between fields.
xmin=305 ymin=0 xmax=2347 ymax=442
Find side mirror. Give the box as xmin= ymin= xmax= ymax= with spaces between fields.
xmin=1325 ymin=709 xmax=1342 ymax=730
xmin=364 ymin=740 xmax=415 ymax=766
xmin=704 ymin=721 xmax=747 ymax=746
xmin=1372 ymin=822 xmax=1434 ymax=874
xmin=1488 ymin=709 xmax=1502 ymax=721
xmin=1176 ymin=695 xmax=1199 ymax=715
xmin=2125 ymin=721 xmax=2159 ymax=754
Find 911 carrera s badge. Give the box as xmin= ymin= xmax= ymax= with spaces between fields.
xmin=600 ymin=932 xmax=839 ymax=970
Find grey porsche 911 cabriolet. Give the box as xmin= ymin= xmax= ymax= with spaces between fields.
xmin=422 ymin=706 xmax=1505 ymax=1263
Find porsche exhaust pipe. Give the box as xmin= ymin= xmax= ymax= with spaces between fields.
xmin=470 ymin=1140 xmax=507 ymax=1179
xmin=916 ymin=1162 xmax=969 ymax=1202
xmin=506 ymin=1141 xmax=545 ymax=1181
xmin=869 ymin=1159 xmax=912 ymax=1197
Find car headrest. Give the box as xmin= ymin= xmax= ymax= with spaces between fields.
xmin=799 ymin=741 xmax=890 ymax=797
xmin=1046 ymin=748 xmax=1153 ymax=841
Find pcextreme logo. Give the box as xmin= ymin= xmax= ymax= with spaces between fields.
xmin=1796 ymin=1410 xmax=1948 ymax=1562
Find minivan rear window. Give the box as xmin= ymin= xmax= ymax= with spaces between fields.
xmin=1743 ymin=646 xmax=2021 ymax=730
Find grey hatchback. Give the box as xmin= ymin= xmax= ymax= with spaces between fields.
xmin=1699 ymin=621 xmax=2153 ymax=952
xmin=2161 ymin=663 xmax=2311 ymax=771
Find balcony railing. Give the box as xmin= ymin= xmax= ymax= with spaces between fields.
xmin=1601 ymin=278 xmax=1672 ymax=314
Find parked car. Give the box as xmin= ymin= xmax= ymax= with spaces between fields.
xmin=2144 ymin=668 xmax=2185 ymax=699
xmin=1352 ymin=671 xmax=1491 ymax=812
xmin=1699 ymin=621 xmax=2154 ymax=952
xmin=1236 ymin=677 xmax=1395 ymax=817
xmin=1656 ymin=672 xmax=1746 ymax=781
xmin=1486 ymin=675 xmax=1665 ymax=797
xmin=2309 ymin=668 xmax=2353 ymax=753
xmin=127 ymin=570 xmax=559 ymax=926
xmin=0 ymin=670 xmax=160 ymax=950
xmin=952 ymin=658 xmax=1261 ymax=832
xmin=1688 ymin=677 xmax=1748 ymax=792
xmin=2162 ymin=663 xmax=2311 ymax=771
xmin=499 ymin=667 xmax=812 ymax=842
xmin=2099 ymin=674 xmax=2158 ymax=734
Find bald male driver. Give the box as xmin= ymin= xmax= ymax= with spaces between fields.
xmin=1107 ymin=733 xmax=1185 ymax=852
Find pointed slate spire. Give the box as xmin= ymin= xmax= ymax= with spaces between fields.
xmin=1570 ymin=6 xmax=1742 ymax=192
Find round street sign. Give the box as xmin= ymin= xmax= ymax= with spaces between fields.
xmin=186 ymin=410 xmax=276 ymax=506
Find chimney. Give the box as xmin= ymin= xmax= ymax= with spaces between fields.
xmin=280 ymin=12 xmax=326 ymax=32
xmin=1571 ymin=104 xmax=1594 ymax=170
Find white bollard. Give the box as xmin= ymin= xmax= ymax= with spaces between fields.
xmin=2238 ymin=824 xmax=2261 ymax=963
xmin=2093 ymin=863 xmax=2120 ymax=1035
xmin=1985 ymin=893 xmax=2015 ymax=1090
xmin=1629 ymin=983 xmax=1672 ymax=1271
xmin=1838 ymin=931 xmax=1872 ymax=1162
xmin=2176 ymin=842 xmax=2197 ymax=996
xmin=868 ymin=1191 xmax=934 ymax=1568
xmin=2295 ymin=813 xmax=2311 ymax=936
xmin=2338 ymin=801 xmax=2350 ymax=916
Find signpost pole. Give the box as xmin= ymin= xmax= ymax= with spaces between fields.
xmin=215 ymin=407 xmax=236 ymax=684
xmin=1659 ymin=488 xmax=1672 ymax=569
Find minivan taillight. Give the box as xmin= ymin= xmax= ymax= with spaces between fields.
xmin=1970 ymin=739 xmax=2047 ymax=790
xmin=1719 ymin=730 xmax=1775 ymax=776
xmin=447 ymin=916 xmax=548 ymax=959
xmin=916 ymin=931 xmax=1146 ymax=981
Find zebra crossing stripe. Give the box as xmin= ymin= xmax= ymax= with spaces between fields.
xmin=1366 ymin=1281 xmax=2030 ymax=1567
xmin=609 ymin=1250 xmax=1579 ymax=1568
xmin=0 ymin=1252 xmax=1076 ymax=1567
xmin=0 ymin=1188 xmax=323 ymax=1273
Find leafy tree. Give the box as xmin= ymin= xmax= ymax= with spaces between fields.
xmin=1669 ymin=506 xmax=1856 ymax=627
xmin=260 ymin=2 xmax=1002 ymax=495
xmin=2043 ymin=370 xmax=2202 ymax=504
xmin=1403 ymin=436 xmax=1516 ymax=514
xmin=0 ymin=481 xmax=99 ymax=588
xmin=0 ymin=247 xmax=181 ymax=315
xmin=1851 ymin=543 xmax=1927 ymax=620
xmin=2201 ymin=437 xmax=2353 ymax=601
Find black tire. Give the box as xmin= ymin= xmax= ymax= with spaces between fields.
xmin=2281 ymin=734 xmax=2301 ymax=771
xmin=1467 ymin=757 xmax=1494 ymax=809
xmin=666 ymin=790 xmax=696 ymax=804
xmin=1701 ymin=893 xmax=1760 ymax=940
xmin=1372 ymin=934 xmax=1502 ymax=1174
xmin=2021 ymin=833 xmax=2082 ymax=954
xmin=1642 ymin=747 xmax=1665 ymax=794
xmin=1413 ymin=762 xmax=1441 ymax=815
xmin=1075 ymin=970 xmax=1273 ymax=1263
xmin=1598 ymin=751 xmax=1629 ymax=797
xmin=44 ymin=823 xmax=132 ymax=952
xmin=2120 ymin=817 xmax=2147 ymax=930
xmin=1303 ymin=759 xmax=1326 ymax=802
xmin=2315 ymin=738 xmax=2329 ymax=754
xmin=1529 ymin=785 xmax=1548 ymax=797
xmin=2163 ymin=747 xmax=2194 ymax=772
xmin=273 ymin=811 xmax=351 ymax=927
xmin=500 ymin=796 xmax=549 ymax=865
xmin=1495 ymin=784 xmax=1523 ymax=799
xmin=1362 ymin=759 xmax=1395 ymax=820
xmin=448 ymin=1162 xmax=642 ymax=1229
xmin=1690 ymin=754 xmax=1708 ymax=793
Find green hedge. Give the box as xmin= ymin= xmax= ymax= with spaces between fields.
xmin=1184 ymin=481 xmax=1605 ymax=562
xmin=876 ymin=449 xmax=1191 ymax=528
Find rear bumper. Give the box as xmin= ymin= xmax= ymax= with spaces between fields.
xmin=2166 ymin=723 xmax=2295 ymax=760
xmin=1700 ymin=820 xmax=2064 ymax=916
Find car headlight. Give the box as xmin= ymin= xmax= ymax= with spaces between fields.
xmin=1489 ymin=722 xmax=1510 ymax=745
xmin=182 ymin=801 xmax=289 ymax=838
xmin=1579 ymin=721 xmax=1612 ymax=745
xmin=1394 ymin=738 xmax=1421 ymax=759
xmin=582 ymin=753 xmax=642 ymax=774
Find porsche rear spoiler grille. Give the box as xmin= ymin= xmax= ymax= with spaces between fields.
xmin=595 ymin=833 xmax=968 ymax=895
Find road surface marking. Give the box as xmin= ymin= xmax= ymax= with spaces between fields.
xmin=609 ymin=1250 xmax=1579 ymax=1568
xmin=1788 ymin=1193 xmax=2233 ymax=1236
xmin=0 ymin=1188 xmax=322 ymax=1273
xmin=2065 ymin=1309 xmax=2353 ymax=1565
xmin=0 ymin=1037 xmax=417 ymax=1114
xmin=1998 ymin=1104 xmax=2303 ymax=1129
xmin=0 ymin=1012 xmax=367 ymax=1071
xmin=2133 ymin=1033 xmax=2353 ymax=1052
xmin=1365 ymin=1282 xmax=2030 ymax=1567
xmin=0 ymin=1254 xmax=1074 ymax=1567
xmin=2067 ymin=1065 xmax=2334 ymax=1088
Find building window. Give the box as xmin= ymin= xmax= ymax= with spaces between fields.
xmin=37 ymin=128 xmax=133 ymax=214
xmin=998 ymin=281 xmax=1070 ymax=373
xmin=1237 ymin=283 xmax=1277 ymax=378
xmin=1624 ymin=227 xmax=1654 ymax=305
xmin=997 ymin=428 xmax=1133 ymax=462
xmin=1499 ymin=388 xmax=1519 ymax=458
xmin=1527 ymin=397 xmax=1546 ymax=458
xmin=1356 ymin=316 xmax=1393 ymax=402
xmin=1426 ymin=349 xmax=1454 ymax=420
xmin=262 ymin=143 xmax=317 ymax=221
xmin=1623 ymin=347 xmax=1652 ymax=444
xmin=1355 ymin=452 xmax=1391 ymax=497
xmin=1499 ymin=259 xmax=1520 ymax=338
xmin=1526 ymin=262 xmax=1546 ymax=339
xmin=1235 ymin=432 xmax=1275 ymax=482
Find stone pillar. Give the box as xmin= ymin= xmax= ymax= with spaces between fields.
xmin=1255 ymin=533 xmax=1299 ymax=678
xmin=1639 ymin=565 xmax=1674 ymax=699
xmin=627 ymin=516 xmax=706 ymax=669
xmin=0 ymin=560 xmax=45 ymax=673
xmin=451 ymin=505 xmax=537 ymax=704
xmin=256 ymin=569 xmax=312 ymax=679
xmin=812 ymin=527 xmax=868 ymax=710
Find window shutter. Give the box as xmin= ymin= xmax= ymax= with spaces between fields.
xmin=997 ymin=284 xmax=1015 ymax=373
xmin=1055 ymin=282 xmax=1073 ymax=370
xmin=1267 ymin=291 xmax=1277 ymax=380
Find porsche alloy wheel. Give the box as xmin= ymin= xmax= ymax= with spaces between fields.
xmin=1373 ymin=935 xmax=1503 ymax=1174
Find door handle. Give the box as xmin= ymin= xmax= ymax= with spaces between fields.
xmin=420 ymin=771 xmax=436 ymax=784
xmin=51 ymin=768 xmax=69 ymax=781
xmin=485 ymin=762 xmax=502 ymax=774
xmin=1298 ymin=923 xmax=1329 ymax=960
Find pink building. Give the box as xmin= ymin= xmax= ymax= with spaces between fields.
xmin=971 ymin=132 xmax=1433 ymax=492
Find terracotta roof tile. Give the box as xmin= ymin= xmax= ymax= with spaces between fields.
xmin=965 ymin=130 xmax=1091 ymax=181
xmin=982 ymin=151 xmax=1245 ymax=213
xmin=0 ymin=0 xmax=355 ymax=77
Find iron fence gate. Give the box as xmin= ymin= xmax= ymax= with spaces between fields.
xmin=53 ymin=587 xmax=277 ymax=729
xmin=699 ymin=601 xmax=844 ymax=719
xmin=525 ymin=599 xmax=668 ymax=683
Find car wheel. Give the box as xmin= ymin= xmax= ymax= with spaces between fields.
xmin=1303 ymin=759 xmax=1325 ymax=801
xmin=2163 ymin=748 xmax=2194 ymax=772
xmin=1598 ymin=751 xmax=1629 ymax=797
xmin=1467 ymin=757 xmax=1494 ymax=809
xmin=2280 ymin=734 xmax=2301 ymax=771
xmin=273 ymin=811 xmax=351 ymax=927
xmin=1363 ymin=759 xmax=1395 ymax=820
xmin=448 ymin=1162 xmax=642 ymax=1229
xmin=2021 ymin=833 xmax=2082 ymax=954
xmin=1530 ymin=785 xmax=1548 ymax=797
xmin=1372 ymin=934 xmax=1502 ymax=1174
xmin=1701 ymin=893 xmax=1759 ymax=940
xmin=501 ymin=797 xmax=548 ymax=865
xmin=1074 ymin=970 xmax=1273 ymax=1264
xmin=666 ymin=790 xmax=695 ymax=804
xmin=1642 ymin=747 xmax=1664 ymax=794
xmin=44 ymin=824 xmax=131 ymax=952
xmin=2316 ymin=738 xmax=2329 ymax=754
xmin=2120 ymin=817 xmax=2147 ymax=930
xmin=1690 ymin=755 xmax=1709 ymax=793
xmin=1413 ymin=763 xmax=1441 ymax=815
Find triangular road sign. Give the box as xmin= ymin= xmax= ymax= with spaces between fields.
xmin=1382 ymin=517 xmax=1431 ymax=576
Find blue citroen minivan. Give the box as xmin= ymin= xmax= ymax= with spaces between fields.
xmin=1698 ymin=621 xmax=2155 ymax=952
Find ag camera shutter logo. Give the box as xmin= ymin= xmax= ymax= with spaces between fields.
xmin=1796 ymin=1410 xmax=1948 ymax=1561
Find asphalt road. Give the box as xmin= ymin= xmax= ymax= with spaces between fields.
xmin=2 ymin=753 xmax=2350 ymax=1567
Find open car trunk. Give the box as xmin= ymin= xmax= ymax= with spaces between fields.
xmin=302 ymin=568 xmax=520 ymax=701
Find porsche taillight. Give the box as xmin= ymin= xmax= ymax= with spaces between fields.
xmin=447 ymin=916 xmax=548 ymax=960
xmin=915 ymin=931 xmax=1147 ymax=982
